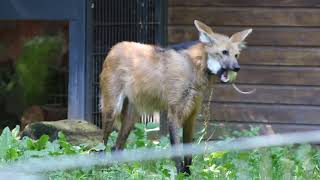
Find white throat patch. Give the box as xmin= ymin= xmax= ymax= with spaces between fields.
xmin=207 ymin=55 xmax=221 ymax=74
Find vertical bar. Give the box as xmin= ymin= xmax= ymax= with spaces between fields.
xmin=154 ymin=0 xmax=157 ymax=44
xmin=145 ymin=0 xmax=148 ymax=43
xmin=94 ymin=0 xmax=99 ymax=125
xmin=100 ymin=0 xmax=103 ymax=127
xmin=155 ymin=0 xmax=167 ymax=46
xmin=110 ymin=0 xmax=114 ymax=46
xmin=85 ymin=0 xmax=94 ymax=122
xmin=142 ymin=0 xmax=146 ymax=43
xmin=155 ymin=0 xmax=168 ymax=134
xmin=120 ymin=0 xmax=123 ymax=41
xmin=116 ymin=0 xmax=119 ymax=43
xmin=68 ymin=1 xmax=87 ymax=120
xmin=130 ymin=0 xmax=134 ymax=41
xmin=137 ymin=0 xmax=139 ymax=42
xmin=97 ymin=0 xmax=101 ymax=126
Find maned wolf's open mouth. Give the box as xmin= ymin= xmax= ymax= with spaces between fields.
xmin=221 ymin=71 xmax=229 ymax=83
xmin=217 ymin=69 xmax=230 ymax=83
xmin=219 ymin=69 xmax=238 ymax=83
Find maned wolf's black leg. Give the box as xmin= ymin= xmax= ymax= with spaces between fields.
xmin=183 ymin=118 xmax=195 ymax=175
xmin=182 ymin=105 xmax=199 ymax=175
xmin=112 ymin=102 xmax=138 ymax=151
xmin=168 ymin=112 xmax=184 ymax=173
xmin=102 ymin=111 xmax=115 ymax=144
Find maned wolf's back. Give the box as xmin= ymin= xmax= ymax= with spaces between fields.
xmin=100 ymin=41 xmax=195 ymax=113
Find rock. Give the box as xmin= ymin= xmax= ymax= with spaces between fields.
xmin=21 ymin=120 xmax=102 ymax=145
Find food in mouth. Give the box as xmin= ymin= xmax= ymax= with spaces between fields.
xmin=221 ymin=70 xmax=237 ymax=83
xmin=220 ymin=71 xmax=256 ymax=94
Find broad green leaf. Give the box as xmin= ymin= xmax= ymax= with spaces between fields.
xmin=0 ymin=127 xmax=14 ymax=159
xmin=5 ymin=148 xmax=19 ymax=160
xmin=35 ymin=135 xmax=49 ymax=150
xmin=210 ymin=151 xmax=226 ymax=159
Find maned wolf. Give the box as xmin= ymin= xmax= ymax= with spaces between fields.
xmin=100 ymin=20 xmax=252 ymax=174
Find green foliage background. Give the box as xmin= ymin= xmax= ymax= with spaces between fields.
xmin=16 ymin=35 xmax=63 ymax=106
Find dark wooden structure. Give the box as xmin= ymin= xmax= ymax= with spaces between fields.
xmin=169 ymin=0 xmax=320 ymax=134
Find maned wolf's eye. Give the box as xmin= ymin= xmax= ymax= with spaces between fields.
xmin=235 ymin=54 xmax=239 ymax=58
xmin=222 ymin=50 xmax=229 ymax=55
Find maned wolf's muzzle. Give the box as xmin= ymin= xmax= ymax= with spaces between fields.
xmin=219 ymin=56 xmax=241 ymax=83
xmin=207 ymin=56 xmax=241 ymax=83
xmin=219 ymin=61 xmax=241 ymax=83
xmin=233 ymin=64 xmax=241 ymax=72
xmin=217 ymin=67 xmax=240 ymax=83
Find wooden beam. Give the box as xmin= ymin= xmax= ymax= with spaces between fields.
xmin=169 ymin=7 xmax=320 ymax=27
xmin=170 ymin=0 xmax=320 ymax=7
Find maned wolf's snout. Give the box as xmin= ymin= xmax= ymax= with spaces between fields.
xmin=218 ymin=61 xmax=241 ymax=83
xmin=216 ymin=54 xmax=241 ymax=77
xmin=223 ymin=56 xmax=240 ymax=72
xmin=232 ymin=64 xmax=240 ymax=72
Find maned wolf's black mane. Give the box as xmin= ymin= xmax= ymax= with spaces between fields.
xmin=167 ymin=40 xmax=200 ymax=51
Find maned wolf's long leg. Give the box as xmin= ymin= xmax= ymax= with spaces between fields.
xmin=101 ymin=110 xmax=115 ymax=144
xmin=112 ymin=102 xmax=138 ymax=151
xmin=101 ymin=94 xmax=124 ymax=144
xmin=168 ymin=111 xmax=184 ymax=173
xmin=182 ymin=107 xmax=199 ymax=175
xmin=101 ymin=91 xmax=125 ymax=144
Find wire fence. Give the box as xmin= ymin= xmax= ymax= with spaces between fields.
xmin=2 ymin=130 xmax=320 ymax=179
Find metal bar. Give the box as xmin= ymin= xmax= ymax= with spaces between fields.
xmin=85 ymin=0 xmax=94 ymax=122
xmin=155 ymin=0 xmax=168 ymax=133
xmin=155 ymin=0 xmax=167 ymax=46
xmin=68 ymin=18 xmax=87 ymax=120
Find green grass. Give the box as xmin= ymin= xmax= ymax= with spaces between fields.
xmin=1 ymin=124 xmax=320 ymax=179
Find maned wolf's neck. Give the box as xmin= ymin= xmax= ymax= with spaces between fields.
xmin=168 ymin=41 xmax=208 ymax=90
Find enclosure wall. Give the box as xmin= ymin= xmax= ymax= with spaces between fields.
xmin=168 ymin=0 xmax=320 ymax=136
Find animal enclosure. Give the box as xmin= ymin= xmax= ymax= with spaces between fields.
xmin=1 ymin=0 xmax=320 ymax=136
xmin=2 ymin=0 xmax=320 ymax=179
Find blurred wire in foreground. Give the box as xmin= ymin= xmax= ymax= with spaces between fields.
xmin=1 ymin=130 xmax=320 ymax=179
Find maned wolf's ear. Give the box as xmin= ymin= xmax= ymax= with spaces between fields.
xmin=194 ymin=20 xmax=216 ymax=44
xmin=230 ymin=29 xmax=253 ymax=43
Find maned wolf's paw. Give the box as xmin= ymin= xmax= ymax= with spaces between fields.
xmin=177 ymin=165 xmax=191 ymax=176
xmin=111 ymin=146 xmax=118 ymax=152
xmin=182 ymin=166 xmax=191 ymax=176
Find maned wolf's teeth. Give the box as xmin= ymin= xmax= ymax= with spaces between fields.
xmin=220 ymin=71 xmax=229 ymax=82
xmin=221 ymin=75 xmax=229 ymax=82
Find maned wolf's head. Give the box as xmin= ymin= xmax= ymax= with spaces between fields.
xmin=194 ymin=20 xmax=252 ymax=83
